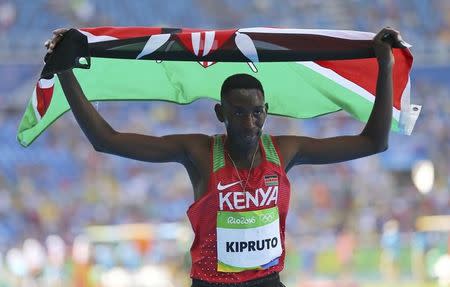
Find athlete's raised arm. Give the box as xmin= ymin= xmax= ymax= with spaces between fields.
xmin=277 ymin=27 xmax=407 ymax=170
xmin=47 ymin=29 xmax=209 ymax=165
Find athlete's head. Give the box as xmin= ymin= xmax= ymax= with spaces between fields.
xmin=215 ymin=74 xmax=268 ymax=147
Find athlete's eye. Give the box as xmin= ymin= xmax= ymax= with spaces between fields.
xmin=253 ymin=109 xmax=264 ymax=116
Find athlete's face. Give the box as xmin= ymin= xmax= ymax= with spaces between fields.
xmin=215 ymin=88 xmax=268 ymax=147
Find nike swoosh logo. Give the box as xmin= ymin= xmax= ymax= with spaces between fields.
xmin=217 ymin=181 xmax=241 ymax=191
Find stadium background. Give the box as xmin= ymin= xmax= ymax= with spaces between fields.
xmin=0 ymin=0 xmax=449 ymax=286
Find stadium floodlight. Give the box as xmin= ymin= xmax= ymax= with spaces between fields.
xmin=5 ymin=248 xmax=27 ymax=277
xmin=134 ymin=265 xmax=175 ymax=287
xmin=46 ymin=234 xmax=66 ymax=267
xmin=100 ymin=267 xmax=132 ymax=287
xmin=72 ymin=235 xmax=90 ymax=264
xmin=22 ymin=238 xmax=46 ymax=273
xmin=411 ymin=160 xmax=434 ymax=194
xmin=434 ymin=254 xmax=450 ymax=286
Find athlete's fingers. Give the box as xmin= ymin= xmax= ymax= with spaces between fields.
xmin=52 ymin=28 xmax=69 ymax=36
xmin=376 ymin=27 xmax=410 ymax=48
xmin=51 ymin=28 xmax=69 ymax=44
xmin=46 ymin=29 xmax=69 ymax=53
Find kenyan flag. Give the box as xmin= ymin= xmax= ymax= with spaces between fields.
xmin=17 ymin=27 xmax=420 ymax=147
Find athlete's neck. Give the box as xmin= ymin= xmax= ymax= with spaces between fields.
xmin=225 ymin=136 xmax=259 ymax=167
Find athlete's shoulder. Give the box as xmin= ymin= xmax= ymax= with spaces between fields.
xmin=178 ymin=133 xmax=213 ymax=154
xmin=269 ymin=135 xmax=288 ymax=150
xmin=272 ymin=135 xmax=312 ymax=152
xmin=270 ymin=135 xmax=309 ymax=167
xmin=181 ymin=133 xmax=212 ymax=145
xmin=271 ymin=135 xmax=307 ymax=148
xmin=182 ymin=133 xmax=212 ymax=139
xmin=176 ymin=134 xmax=212 ymax=165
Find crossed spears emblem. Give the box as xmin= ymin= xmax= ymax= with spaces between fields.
xmin=136 ymin=30 xmax=259 ymax=73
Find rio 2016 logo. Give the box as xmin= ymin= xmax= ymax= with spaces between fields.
xmin=227 ymin=216 xmax=256 ymax=225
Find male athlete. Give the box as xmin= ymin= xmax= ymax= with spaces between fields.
xmin=46 ymin=27 xmax=406 ymax=287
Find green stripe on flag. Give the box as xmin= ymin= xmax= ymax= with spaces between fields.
xmin=17 ymin=58 xmax=400 ymax=147
xmin=17 ymin=100 xmax=39 ymax=146
xmin=295 ymin=62 xmax=400 ymax=131
xmin=17 ymin=78 xmax=71 ymax=147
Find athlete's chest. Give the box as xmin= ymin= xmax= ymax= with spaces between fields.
xmin=212 ymin=164 xmax=284 ymax=211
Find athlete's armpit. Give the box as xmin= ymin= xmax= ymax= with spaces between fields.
xmin=276 ymin=135 xmax=385 ymax=168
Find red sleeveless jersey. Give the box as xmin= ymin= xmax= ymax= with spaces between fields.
xmin=187 ymin=134 xmax=291 ymax=284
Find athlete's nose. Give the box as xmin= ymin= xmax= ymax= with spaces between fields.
xmin=241 ymin=113 xmax=256 ymax=129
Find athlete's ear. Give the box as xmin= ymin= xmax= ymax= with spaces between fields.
xmin=265 ymin=103 xmax=269 ymax=113
xmin=215 ymin=103 xmax=225 ymax=123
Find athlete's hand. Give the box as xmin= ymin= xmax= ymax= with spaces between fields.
xmin=44 ymin=28 xmax=70 ymax=54
xmin=373 ymin=27 xmax=409 ymax=66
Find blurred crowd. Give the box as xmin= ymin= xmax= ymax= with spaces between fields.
xmin=1 ymin=0 xmax=450 ymax=65
xmin=0 ymin=0 xmax=449 ymax=286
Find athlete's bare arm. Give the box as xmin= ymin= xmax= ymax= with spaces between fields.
xmin=47 ymin=30 xmax=210 ymax=169
xmin=58 ymin=70 xmax=209 ymax=162
xmin=277 ymin=27 xmax=406 ymax=170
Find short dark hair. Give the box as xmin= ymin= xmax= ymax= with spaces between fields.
xmin=220 ymin=74 xmax=264 ymax=100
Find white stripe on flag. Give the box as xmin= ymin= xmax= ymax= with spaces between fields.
xmin=299 ymin=61 xmax=401 ymax=121
xmin=398 ymin=77 xmax=421 ymax=135
xmin=31 ymin=88 xmax=42 ymax=121
xmin=239 ymin=27 xmax=375 ymax=40
xmin=38 ymin=78 xmax=54 ymax=89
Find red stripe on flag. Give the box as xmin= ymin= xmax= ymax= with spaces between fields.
xmin=36 ymin=81 xmax=54 ymax=117
xmin=177 ymin=29 xmax=237 ymax=57
xmin=315 ymin=49 xmax=412 ymax=110
xmin=177 ymin=33 xmax=195 ymax=55
xmin=80 ymin=27 xmax=164 ymax=39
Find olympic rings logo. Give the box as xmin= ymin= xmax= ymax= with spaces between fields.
xmin=259 ymin=213 xmax=275 ymax=223
xmin=227 ymin=216 xmax=256 ymax=225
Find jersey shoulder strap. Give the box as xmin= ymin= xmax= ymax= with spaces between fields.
xmin=212 ymin=134 xmax=225 ymax=172
xmin=261 ymin=134 xmax=281 ymax=166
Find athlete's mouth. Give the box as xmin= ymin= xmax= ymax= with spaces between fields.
xmin=242 ymin=133 xmax=258 ymax=141
xmin=241 ymin=128 xmax=259 ymax=136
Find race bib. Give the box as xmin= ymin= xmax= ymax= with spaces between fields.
xmin=216 ymin=206 xmax=282 ymax=272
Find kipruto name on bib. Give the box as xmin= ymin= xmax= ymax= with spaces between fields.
xmin=226 ymin=237 xmax=278 ymax=253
